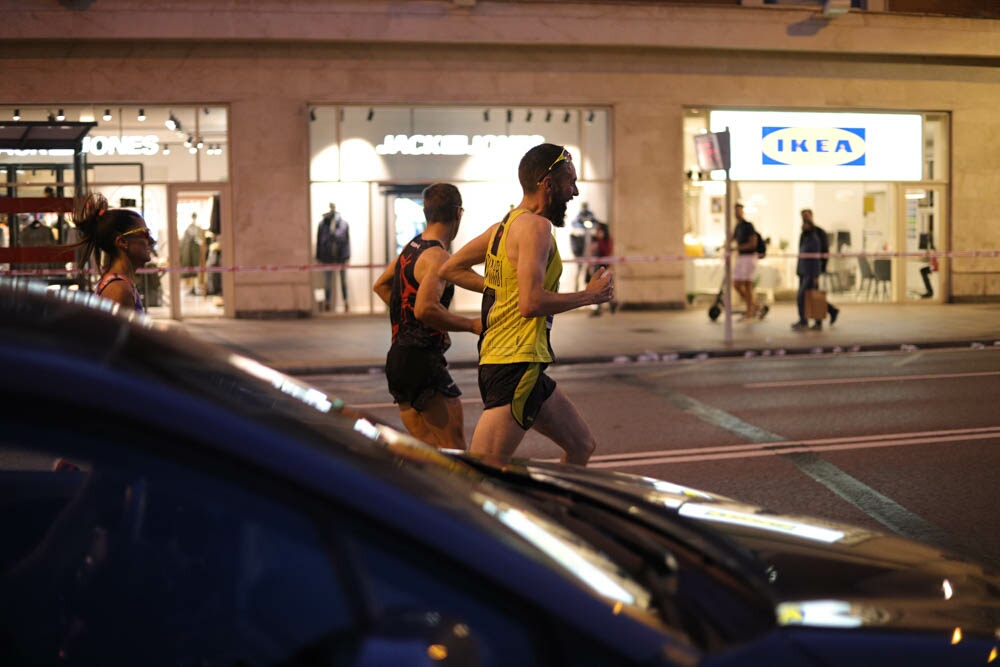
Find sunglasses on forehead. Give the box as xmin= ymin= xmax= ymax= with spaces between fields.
xmin=537 ymin=148 xmax=572 ymax=184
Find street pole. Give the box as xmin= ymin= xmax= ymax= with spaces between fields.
xmin=723 ymin=166 xmax=733 ymax=344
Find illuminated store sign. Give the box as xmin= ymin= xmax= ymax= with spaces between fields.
xmin=83 ymin=134 xmax=160 ymax=156
xmin=710 ymin=111 xmax=922 ymax=181
xmin=0 ymin=134 xmax=161 ymax=157
xmin=376 ymin=133 xmax=544 ymax=156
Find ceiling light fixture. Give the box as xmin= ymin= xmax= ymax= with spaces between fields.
xmin=545 ymin=110 xmax=552 ymax=122
xmin=184 ymin=135 xmax=193 ymax=148
xmin=367 ymin=108 xmax=374 ymax=122
xmin=196 ymin=137 xmax=204 ymax=150
xmin=506 ymin=109 xmax=513 ymax=123
xmin=137 ymin=108 xmax=146 ymax=121
xmin=12 ymin=109 xmax=20 ymax=121
xmin=165 ymin=113 xmax=178 ymax=131
xmin=587 ymin=110 xmax=595 ymax=124
xmin=563 ymin=110 xmax=571 ymax=123
xmin=56 ymin=109 xmax=65 ymax=121
xmin=162 ymin=144 xmax=171 ymax=155
xmin=103 ymin=108 xmax=112 ymax=121
xmin=526 ymin=110 xmax=533 ymax=122
xmin=47 ymin=113 xmax=56 ymax=122
xmin=483 ymin=109 xmax=490 ymax=122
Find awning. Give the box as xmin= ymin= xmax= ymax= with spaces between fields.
xmin=0 ymin=121 xmax=96 ymax=151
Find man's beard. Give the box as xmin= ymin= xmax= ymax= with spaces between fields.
xmin=543 ymin=197 xmax=569 ymax=228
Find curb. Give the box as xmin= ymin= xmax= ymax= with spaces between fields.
xmin=268 ymin=338 xmax=1000 ymax=376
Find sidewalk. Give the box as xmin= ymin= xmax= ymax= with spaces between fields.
xmin=178 ymin=301 xmax=1000 ymax=375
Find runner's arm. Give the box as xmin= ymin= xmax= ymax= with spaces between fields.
xmin=516 ymin=215 xmax=612 ymax=318
xmin=438 ymin=225 xmax=495 ymax=294
xmin=372 ymin=257 xmax=397 ymax=306
xmin=415 ymin=247 xmax=482 ymax=334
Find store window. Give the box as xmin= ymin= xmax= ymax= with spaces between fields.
xmin=1 ymin=105 xmax=229 ymax=318
xmin=683 ymin=108 xmax=948 ymax=305
xmin=308 ymin=105 xmax=612 ymax=314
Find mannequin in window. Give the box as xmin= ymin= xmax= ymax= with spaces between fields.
xmin=18 ymin=215 xmax=57 ymax=279
xmin=316 ymin=203 xmax=351 ymax=312
xmin=180 ymin=213 xmax=203 ymax=295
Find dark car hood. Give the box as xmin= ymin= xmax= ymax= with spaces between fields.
xmin=450 ymin=455 xmax=1000 ymax=639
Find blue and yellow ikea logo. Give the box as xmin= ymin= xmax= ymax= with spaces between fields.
xmin=761 ymin=127 xmax=866 ymax=167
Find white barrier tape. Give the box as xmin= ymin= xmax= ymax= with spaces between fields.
xmin=2 ymin=249 xmax=998 ymax=277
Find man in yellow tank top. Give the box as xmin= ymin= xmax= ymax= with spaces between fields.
xmin=440 ymin=143 xmax=614 ymax=465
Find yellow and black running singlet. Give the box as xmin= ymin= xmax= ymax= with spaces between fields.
xmin=479 ymin=208 xmax=562 ymax=364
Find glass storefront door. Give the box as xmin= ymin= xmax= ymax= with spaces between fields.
xmin=900 ymin=185 xmax=946 ymax=302
xmin=382 ymin=184 xmax=429 ymax=258
xmin=165 ymin=185 xmax=230 ymax=319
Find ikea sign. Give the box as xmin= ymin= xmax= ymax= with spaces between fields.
xmin=711 ymin=111 xmax=921 ymax=181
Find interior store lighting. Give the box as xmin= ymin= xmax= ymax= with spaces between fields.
xmin=545 ymin=110 xmax=552 ymax=122
xmin=184 ymin=135 xmax=193 ymax=148
xmin=137 ymin=108 xmax=146 ymax=121
xmin=196 ymin=137 xmax=204 ymax=150
xmin=12 ymin=109 xmax=20 ymax=121
xmin=103 ymin=108 xmax=112 ymax=121
xmin=162 ymin=144 xmax=171 ymax=155
xmin=47 ymin=113 xmax=56 ymax=122
xmin=587 ymin=110 xmax=595 ymax=124
xmin=506 ymin=109 xmax=513 ymax=123
xmin=526 ymin=110 xmax=533 ymax=122
xmin=165 ymin=113 xmax=179 ymax=131
xmin=189 ymin=145 xmax=198 ymax=155
xmin=563 ymin=110 xmax=571 ymax=123
xmin=367 ymin=108 xmax=374 ymax=121
xmin=56 ymin=109 xmax=65 ymax=121
xmin=483 ymin=109 xmax=490 ymax=122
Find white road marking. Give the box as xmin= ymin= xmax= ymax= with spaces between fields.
xmin=583 ymin=426 xmax=1000 ymax=468
xmin=744 ymin=370 xmax=1000 ymax=389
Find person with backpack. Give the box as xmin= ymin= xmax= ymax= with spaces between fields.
xmin=731 ymin=203 xmax=766 ymax=320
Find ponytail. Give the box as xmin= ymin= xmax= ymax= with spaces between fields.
xmin=73 ymin=192 xmax=142 ymax=271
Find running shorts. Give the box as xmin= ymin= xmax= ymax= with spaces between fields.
xmin=733 ymin=254 xmax=757 ymax=281
xmin=385 ymin=344 xmax=461 ymax=411
xmin=479 ymin=362 xmax=556 ymax=430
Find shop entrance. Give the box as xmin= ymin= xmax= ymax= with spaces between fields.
xmin=165 ymin=185 xmax=231 ymax=319
xmin=899 ymin=185 xmax=946 ymax=302
xmin=381 ymin=184 xmax=430 ymax=259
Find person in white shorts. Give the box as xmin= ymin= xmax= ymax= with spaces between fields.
xmin=731 ymin=203 xmax=761 ymax=320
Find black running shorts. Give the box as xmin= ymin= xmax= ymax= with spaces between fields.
xmin=479 ymin=362 xmax=556 ymax=430
xmin=385 ymin=344 xmax=461 ymax=411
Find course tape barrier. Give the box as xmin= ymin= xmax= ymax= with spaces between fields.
xmin=1 ymin=249 xmax=998 ymax=277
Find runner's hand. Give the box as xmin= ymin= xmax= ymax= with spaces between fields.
xmin=586 ymin=266 xmax=614 ymax=304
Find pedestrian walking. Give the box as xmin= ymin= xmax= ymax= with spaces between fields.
xmin=792 ymin=208 xmax=840 ymax=330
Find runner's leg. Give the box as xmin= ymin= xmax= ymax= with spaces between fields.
xmin=400 ymin=395 xmax=467 ymax=450
xmin=470 ymin=406 xmax=528 ymax=460
xmin=531 ymin=387 xmax=596 ymax=465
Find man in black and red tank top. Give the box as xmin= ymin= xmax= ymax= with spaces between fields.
xmin=374 ymin=183 xmax=482 ymax=450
